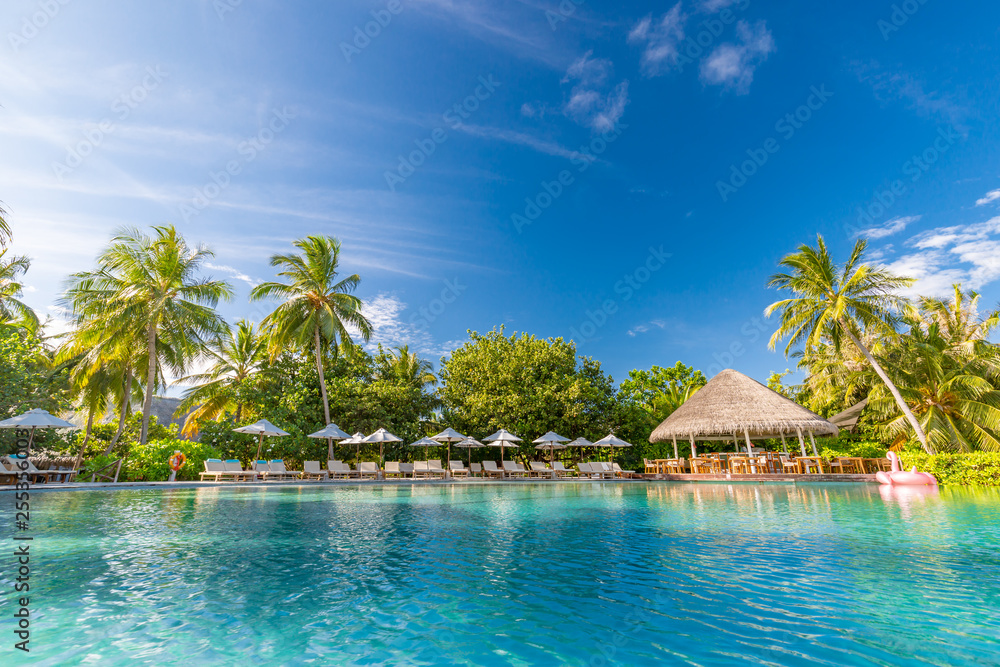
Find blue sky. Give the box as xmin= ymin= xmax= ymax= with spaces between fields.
xmin=3 ymin=0 xmax=1000 ymax=390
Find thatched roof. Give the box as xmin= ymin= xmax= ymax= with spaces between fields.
xmin=649 ymin=369 xmax=838 ymax=442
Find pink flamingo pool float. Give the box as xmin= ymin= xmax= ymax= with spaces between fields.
xmin=875 ymin=451 xmax=937 ymax=486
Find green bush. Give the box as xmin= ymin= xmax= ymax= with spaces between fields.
xmin=121 ymin=438 xmax=222 ymax=481
xmin=819 ymin=440 xmax=887 ymax=459
xmin=897 ymin=452 xmax=1000 ymax=487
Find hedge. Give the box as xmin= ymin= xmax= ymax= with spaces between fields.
xmin=897 ymin=452 xmax=1000 ymax=487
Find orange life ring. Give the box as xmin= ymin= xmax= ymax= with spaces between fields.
xmin=169 ymin=452 xmax=187 ymax=471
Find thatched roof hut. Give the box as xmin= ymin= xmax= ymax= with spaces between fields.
xmin=649 ymin=369 xmax=838 ymax=457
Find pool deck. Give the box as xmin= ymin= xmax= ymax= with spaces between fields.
xmin=1 ymin=473 xmax=877 ymax=492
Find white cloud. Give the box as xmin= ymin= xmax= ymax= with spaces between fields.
xmin=203 ymin=262 xmax=261 ymax=288
xmin=347 ymin=293 xmax=460 ymax=361
xmin=700 ymin=20 xmax=774 ymax=93
xmin=700 ymin=0 xmax=743 ymax=10
xmin=975 ymin=189 xmax=1000 ymax=207
xmin=627 ymin=319 xmax=668 ymax=337
xmin=856 ymin=215 xmax=920 ymax=240
xmin=561 ymin=52 xmax=629 ymax=132
xmin=628 ymin=4 xmax=686 ymax=76
xmin=885 ymin=215 xmax=1000 ymax=297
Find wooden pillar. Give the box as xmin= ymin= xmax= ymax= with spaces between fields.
xmin=796 ymin=428 xmax=807 ymax=456
xmin=809 ymin=431 xmax=819 ymax=457
xmin=780 ymin=432 xmax=789 ymax=455
xmin=744 ymin=430 xmax=756 ymax=474
xmin=689 ymin=433 xmax=696 ymax=458
xmin=672 ymin=435 xmax=678 ymax=459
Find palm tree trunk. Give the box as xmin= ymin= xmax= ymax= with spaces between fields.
xmin=140 ymin=322 xmax=157 ymax=447
xmin=235 ymin=403 xmax=243 ymax=423
xmin=314 ymin=328 xmax=333 ymax=458
xmin=74 ymin=409 xmax=95 ymax=471
xmin=838 ymin=319 xmax=931 ymax=454
xmin=107 ymin=368 xmax=133 ymax=454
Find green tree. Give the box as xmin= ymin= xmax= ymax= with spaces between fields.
xmin=869 ymin=320 xmax=1000 ymax=452
xmin=765 ymin=236 xmax=931 ymax=453
xmin=438 ymin=328 xmax=618 ymax=457
xmin=0 ymin=247 xmax=38 ymax=331
xmin=0 ymin=326 xmax=71 ymax=454
xmin=176 ymin=319 xmax=271 ymax=436
xmin=250 ymin=236 xmax=372 ymax=456
xmin=62 ymin=226 xmax=233 ymax=446
xmin=375 ymin=344 xmax=436 ymax=387
xmin=0 ymin=203 xmax=11 ymax=247
xmin=618 ymin=362 xmax=706 ymax=425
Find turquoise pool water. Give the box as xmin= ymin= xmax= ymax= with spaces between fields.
xmin=3 ymin=482 xmax=999 ymax=665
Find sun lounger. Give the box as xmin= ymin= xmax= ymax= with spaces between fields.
xmin=502 ymin=461 xmax=526 ymax=477
xmin=326 ymin=460 xmax=351 ymax=479
xmin=3 ymin=456 xmax=59 ymax=483
xmin=266 ymin=459 xmax=301 ymax=480
xmin=302 ymin=460 xmax=329 ymax=480
xmin=384 ymin=461 xmax=403 ymax=478
xmin=224 ymin=459 xmax=258 ymax=481
xmin=201 ymin=458 xmax=227 ymax=481
xmin=427 ymin=460 xmax=446 ymax=477
xmin=449 ymin=460 xmax=469 ymax=477
xmin=482 ymin=461 xmax=504 ymax=478
xmin=469 ymin=462 xmax=482 ymax=477
xmin=399 ymin=462 xmax=415 ymax=477
xmin=357 ymin=462 xmax=379 ymax=479
xmin=552 ymin=462 xmax=573 ymax=478
xmin=612 ymin=463 xmax=636 ymax=478
xmin=414 ymin=461 xmax=445 ymax=478
xmin=528 ymin=461 xmax=552 ymax=478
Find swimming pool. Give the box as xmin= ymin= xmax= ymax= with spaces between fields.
xmin=5 ymin=482 xmax=999 ymax=665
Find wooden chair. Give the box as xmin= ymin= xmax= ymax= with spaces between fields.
xmin=644 ymin=458 xmax=658 ymax=474
xmin=779 ymin=455 xmax=799 ymax=473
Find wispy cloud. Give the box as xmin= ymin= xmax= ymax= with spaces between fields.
xmin=884 ymin=215 xmax=1000 ymax=296
xmin=975 ymin=188 xmax=1000 ymax=207
xmin=347 ymin=293 xmax=461 ymax=361
xmin=455 ymin=124 xmax=589 ymax=161
xmin=561 ymin=52 xmax=629 ymax=131
xmin=628 ymin=4 xmax=686 ymax=76
xmin=203 ymin=262 xmax=260 ymax=288
xmin=627 ymin=319 xmax=668 ymax=337
xmin=854 ymin=63 xmax=970 ymax=130
xmin=856 ymin=215 xmax=920 ymax=240
xmin=700 ymin=20 xmax=775 ymax=93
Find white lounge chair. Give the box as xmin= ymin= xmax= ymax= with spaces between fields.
xmin=502 ymin=461 xmax=525 ymax=478
xmin=2 ymin=456 xmax=61 ymax=483
xmin=384 ymin=461 xmax=403 ymax=478
xmin=552 ymin=462 xmax=573 ymax=478
xmin=612 ymin=462 xmax=635 ymax=478
xmin=469 ymin=462 xmax=482 ymax=477
xmin=200 ymin=458 xmax=227 ymax=481
xmin=528 ymin=462 xmax=552 ymax=478
xmin=482 ymin=461 xmax=503 ymax=478
xmin=302 ymin=461 xmax=329 ymax=481
xmin=224 ymin=460 xmax=258 ymax=481
xmin=357 ymin=462 xmax=379 ymax=479
xmin=327 ymin=460 xmax=351 ymax=479
xmin=268 ymin=459 xmax=301 ymax=480
xmin=413 ymin=461 xmax=429 ymax=477
xmin=449 ymin=460 xmax=469 ymax=477
xmin=426 ymin=460 xmax=446 ymax=478
xmin=399 ymin=462 xmax=415 ymax=477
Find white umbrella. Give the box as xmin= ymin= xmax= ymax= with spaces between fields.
xmin=364 ymin=428 xmax=402 ymax=468
xmin=307 ymin=423 xmax=351 ymax=460
xmin=340 ymin=432 xmax=367 ymax=464
xmin=593 ymin=433 xmax=633 ymax=465
xmin=532 ymin=430 xmax=570 ymax=464
xmin=409 ymin=436 xmax=441 ymax=462
xmin=234 ymin=419 xmax=290 ymax=461
xmin=484 ymin=428 xmax=522 ymax=463
xmin=565 ymin=437 xmax=593 ymax=465
xmin=454 ymin=437 xmax=485 ymax=465
xmin=431 ymin=428 xmax=466 ymax=475
xmin=0 ymin=408 xmax=78 ymax=458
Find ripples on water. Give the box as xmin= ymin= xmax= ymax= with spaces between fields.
xmin=3 ymin=483 xmax=999 ymax=665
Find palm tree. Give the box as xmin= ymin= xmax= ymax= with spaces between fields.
xmin=765 ymin=236 xmax=932 ymax=452
xmin=377 ymin=345 xmax=436 ymax=386
xmin=250 ymin=236 xmax=372 ymax=456
xmin=0 ymin=248 xmax=38 ymax=331
xmin=62 ymin=226 xmax=233 ymax=446
xmin=913 ymin=284 xmax=1000 ymax=349
xmin=869 ymin=321 xmax=1000 ymax=452
xmin=176 ymin=319 xmax=270 ymax=436
xmin=0 ymin=203 xmax=11 ymax=247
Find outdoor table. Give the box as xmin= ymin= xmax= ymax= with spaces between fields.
xmin=834 ymin=457 xmax=865 ymax=474
xmin=728 ymin=456 xmax=750 ymax=474
xmin=862 ymin=458 xmax=891 ymax=473
xmin=654 ymin=459 xmax=671 ymax=474
xmin=797 ymin=456 xmax=826 ymax=474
